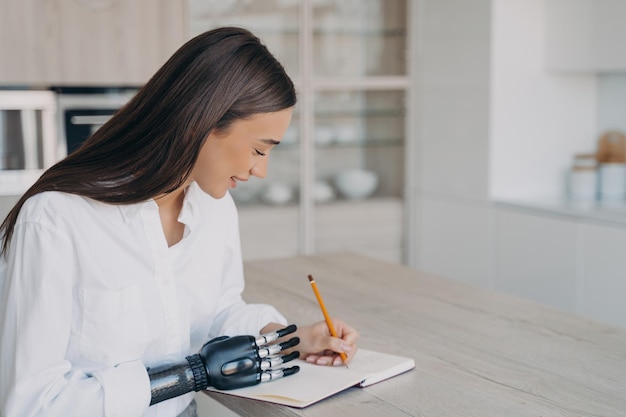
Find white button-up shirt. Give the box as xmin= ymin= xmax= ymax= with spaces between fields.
xmin=0 ymin=182 xmax=286 ymax=417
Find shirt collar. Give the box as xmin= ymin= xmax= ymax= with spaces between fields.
xmin=113 ymin=181 xmax=217 ymax=225
xmin=178 ymin=183 xmax=197 ymax=226
xmin=83 ymin=195 xmax=149 ymax=224
xmin=117 ymin=200 xmax=149 ymax=222
xmin=180 ymin=181 xmax=222 ymax=221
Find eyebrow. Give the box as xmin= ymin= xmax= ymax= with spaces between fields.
xmin=260 ymin=138 xmax=281 ymax=145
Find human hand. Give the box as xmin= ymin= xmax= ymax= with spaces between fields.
xmin=295 ymin=319 xmax=359 ymax=366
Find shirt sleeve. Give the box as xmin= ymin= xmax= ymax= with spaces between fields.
xmin=207 ymin=200 xmax=287 ymax=338
xmin=0 ymin=219 xmax=150 ymax=417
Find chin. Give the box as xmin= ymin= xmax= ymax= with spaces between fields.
xmin=210 ymin=190 xmax=229 ymax=199
xmin=196 ymin=183 xmax=228 ymax=199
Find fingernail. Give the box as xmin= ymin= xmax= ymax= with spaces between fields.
xmin=306 ymin=356 xmax=316 ymax=363
xmin=340 ymin=343 xmax=352 ymax=352
xmin=317 ymin=358 xmax=330 ymax=365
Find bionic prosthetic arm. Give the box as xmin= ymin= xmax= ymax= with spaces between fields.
xmin=147 ymin=325 xmax=300 ymax=405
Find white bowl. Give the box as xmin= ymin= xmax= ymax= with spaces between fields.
xmin=314 ymin=125 xmax=335 ymax=145
xmin=313 ymin=180 xmax=336 ymax=203
xmin=334 ymin=169 xmax=379 ymax=199
xmin=260 ymin=182 xmax=295 ymax=205
xmin=334 ymin=124 xmax=360 ymax=144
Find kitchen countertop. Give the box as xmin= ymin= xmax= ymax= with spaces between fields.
xmin=203 ymin=252 xmax=626 ymax=417
xmin=495 ymin=197 xmax=626 ymax=227
xmin=0 ymin=170 xmax=42 ymax=196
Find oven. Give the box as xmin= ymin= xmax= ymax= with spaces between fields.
xmin=51 ymin=86 xmax=139 ymax=155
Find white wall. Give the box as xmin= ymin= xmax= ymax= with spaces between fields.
xmin=489 ymin=0 xmax=597 ymax=201
xmin=416 ymin=0 xmax=491 ymax=203
xmin=414 ymin=0 xmax=494 ymax=285
xmin=597 ymin=74 xmax=626 ymax=135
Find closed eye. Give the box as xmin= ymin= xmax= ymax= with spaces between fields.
xmin=254 ymin=149 xmax=266 ymax=156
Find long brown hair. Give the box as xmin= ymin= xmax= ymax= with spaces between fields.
xmin=1 ymin=27 xmax=296 ymax=255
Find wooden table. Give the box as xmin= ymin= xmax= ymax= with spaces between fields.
xmin=204 ymin=253 xmax=626 ymax=416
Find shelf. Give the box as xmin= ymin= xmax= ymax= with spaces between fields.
xmin=314 ymin=108 xmax=405 ymax=118
xmin=302 ymin=76 xmax=409 ymax=90
xmin=312 ymin=28 xmax=406 ymax=37
xmin=316 ymin=138 xmax=404 ymax=148
xmin=495 ymin=198 xmax=626 ymax=228
xmin=192 ymin=27 xmax=407 ymax=38
xmin=190 ymin=0 xmax=411 ymax=259
xmin=272 ymin=138 xmax=404 ymax=150
xmin=238 ymin=197 xmax=403 ymax=263
xmin=234 ymin=190 xmax=403 ymax=208
xmin=0 ymin=170 xmax=42 ymax=196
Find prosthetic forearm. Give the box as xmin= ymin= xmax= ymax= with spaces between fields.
xmin=147 ymin=325 xmax=300 ymax=406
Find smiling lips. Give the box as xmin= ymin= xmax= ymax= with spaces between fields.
xmin=230 ymin=176 xmax=248 ymax=188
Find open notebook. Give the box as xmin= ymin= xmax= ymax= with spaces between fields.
xmin=205 ymin=349 xmax=415 ymax=408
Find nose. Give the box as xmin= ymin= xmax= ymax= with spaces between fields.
xmin=250 ymin=158 xmax=268 ymax=179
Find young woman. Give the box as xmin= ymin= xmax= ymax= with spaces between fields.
xmin=0 ymin=27 xmax=358 ymax=417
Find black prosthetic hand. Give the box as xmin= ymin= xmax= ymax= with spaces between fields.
xmin=148 ymin=325 xmax=300 ymax=405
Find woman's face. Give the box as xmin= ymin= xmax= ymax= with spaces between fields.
xmin=190 ymin=108 xmax=293 ymax=199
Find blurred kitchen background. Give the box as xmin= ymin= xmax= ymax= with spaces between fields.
xmin=2 ymin=0 xmax=626 ymax=330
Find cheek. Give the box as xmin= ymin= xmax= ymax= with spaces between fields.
xmin=195 ymin=138 xmax=252 ymax=178
xmin=191 ymin=145 xmax=221 ymax=185
xmin=195 ymin=152 xmax=215 ymax=175
xmin=224 ymin=144 xmax=254 ymax=170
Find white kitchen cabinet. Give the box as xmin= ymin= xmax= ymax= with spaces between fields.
xmin=546 ymin=0 xmax=626 ymax=72
xmin=494 ymin=208 xmax=580 ymax=314
xmin=238 ymin=204 xmax=299 ymax=261
xmin=190 ymin=0 xmax=413 ymax=263
xmin=239 ymin=198 xmax=403 ymax=265
xmin=0 ymin=195 xmax=20 ymax=222
xmin=419 ymin=197 xmax=494 ymax=289
xmin=315 ymin=198 xmax=403 ymax=264
xmin=409 ymin=0 xmax=626 ymax=329
xmin=581 ymin=222 xmax=626 ymax=329
xmin=0 ymin=0 xmax=187 ymax=85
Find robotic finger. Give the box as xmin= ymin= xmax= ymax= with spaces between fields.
xmin=257 ymin=336 xmax=300 ymax=358
xmin=260 ymin=365 xmax=300 ymax=382
xmin=255 ymin=324 xmax=297 ymax=346
xmin=254 ymin=326 xmax=301 ymax=383
xmin=260 ymin=351 xmax=300 ymax=370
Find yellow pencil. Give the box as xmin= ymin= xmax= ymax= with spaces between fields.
xmin=308 ymin=274 xmax=349 ymax=366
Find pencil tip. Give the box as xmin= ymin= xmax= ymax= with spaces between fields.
xmin=308 ymin=274 xmax=314 ymax=282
